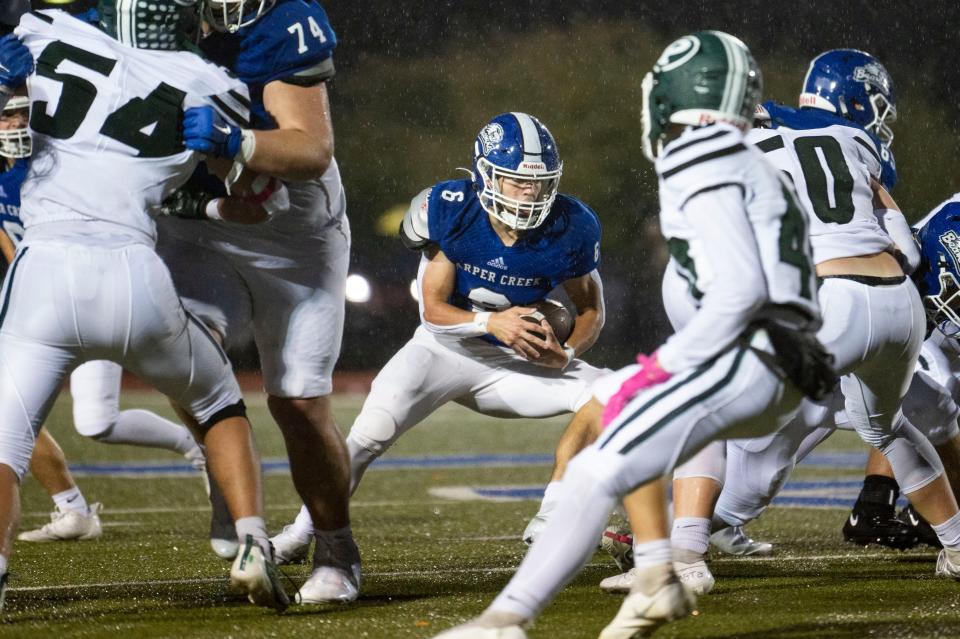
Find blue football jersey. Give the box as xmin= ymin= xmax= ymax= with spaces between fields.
xmin=201 ymin=0 xmax=336 ymax=130
xmin=762 ymin=101 xmax=897 ymax=191
xmin=0 ymin=159 xmax=27 ymax=247
xmin=424 ymin=179 xmax=601 ymax=327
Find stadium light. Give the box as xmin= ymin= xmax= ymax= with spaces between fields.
xmin=345 ymin=274 xmax=372 ymax=304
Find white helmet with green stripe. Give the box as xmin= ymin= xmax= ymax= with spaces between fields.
xmin=642 ymin=31 xmax=762 ymax=161
xmin=98 ymin=0 xmax=199 ymax=50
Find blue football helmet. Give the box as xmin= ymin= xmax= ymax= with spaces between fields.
xmin=472 ymin=112 xmax=563 ymax=231
xmin=916 ymin=202 xmax=960 ymax=336
xmin=203 ymin=0 xmax=276 ymax=32
xmin=0 ymin=96 xmax=30 ymax=159
xmin=799 ymin=49 xmax=896 ymax=144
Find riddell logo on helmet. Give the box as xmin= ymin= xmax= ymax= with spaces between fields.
xmin=520 ymin=162 xmax=546 ymax=171
xmin=799 ymin=95 xmax=818 ymax=107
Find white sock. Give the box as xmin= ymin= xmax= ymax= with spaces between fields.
xmin=235 ymin=516 xmax=270 ymax=557
xmin=933 ymin=511 xmax=960 ymax=551
xmin=52 ymin=487 xmax=89 ymax=515
xmin=290 ymin=505 xmax=315 ymax=539
xmin=489 ymin=459 xmax=617 ymax=620
xmin=633 ymin=538 xmax=673 ymax=570
xmin=671 ymin=516 xmax=711 ymax=557
xmin=97 ymin=409 xmax=196 ymax=454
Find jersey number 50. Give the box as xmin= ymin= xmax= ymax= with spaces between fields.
xmin=30 ymin=41 xmax=187 ymax=158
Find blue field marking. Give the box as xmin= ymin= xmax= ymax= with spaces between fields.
xmin=449 ymin=478 xmax=908 ymax=510
xmin=67 ymin=450 xmax=867 ymax=477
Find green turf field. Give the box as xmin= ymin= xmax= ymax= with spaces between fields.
xmin=3 ymin=392 xmax=958 ymax=639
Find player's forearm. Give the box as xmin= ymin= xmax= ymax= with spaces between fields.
xmin=245 ymin=128 xmax=333 ymax=182
xmin=566 ymin=307 xmax=602 ymax=357
xmin=0 ymin=232 xmax=15 ymax=263
xmin=421 ymin=300 xmax=490 ymax=337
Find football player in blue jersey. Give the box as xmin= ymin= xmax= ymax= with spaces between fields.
xmin=269 ymin=110 xmax=610 ymax=579
xmin=158 ymin=0 xmax=360 ymax=604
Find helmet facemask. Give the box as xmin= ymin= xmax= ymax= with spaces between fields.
xmin=475 ymin=156 xmax=562 ymax=231
xmin=0 ymin=97 xmax=30 ymax=160
xmin=203 ymin=0 xmax=276 ymax=33
xmin=866 ymin=91 xmax=897 ymax=145
xmin=924 ymin=259 xmax=960 ymax=337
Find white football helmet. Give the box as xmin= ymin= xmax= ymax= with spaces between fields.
xmin=0 ymin=96 xmax=30 ymax=159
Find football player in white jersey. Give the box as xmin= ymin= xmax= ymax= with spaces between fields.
xmin=431 ymin=31 xmax=834 ymax=639
xmin=0 ymin=88 xmax=207 ymax=543
xmin=654 ymin=49 xmax=960 ymax=595
xmin=0 ymin=2 xmax=287 ymax=611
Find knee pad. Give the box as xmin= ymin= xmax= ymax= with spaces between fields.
xmin=673 ymin=441 xmax=726 ymax=485
xmin=73 ymin=400 xmax=119 ymax=439
xmin=348 ymin=408 xmax=400 ymax=456
xmin=883 ymin=422 xmax=944 ymax=494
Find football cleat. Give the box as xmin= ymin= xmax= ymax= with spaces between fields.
xmin=842 ymin=504 xmax=918 ymax=550
xmin=17 ymin=502 xmax=103 ymax=542
xmin=600 ymin=568 xmax=636 ymax=594
xmin=710 ymin=526 xmax=773 ymax=556
xmin=601 ymin=525 xmax=635 ymax=572
xmin=297 ymin=530 xmax=362 ymax=604
xmin=228 ymin=535 xmax=289 ymax=612
xmin=598 ymin=578 xmax=695 ymax=639
xmin=673 ymin=558 xmax=715 ymax=596
xmin=270 ymin=525 xmax=312 ymax=565
xmin=207 ymin=474 xmax=239 ymax=560
xmin=935 ymin=548 xmax=960 ymax=579
xmin=898 ymin=504 xmax=942 ymax=549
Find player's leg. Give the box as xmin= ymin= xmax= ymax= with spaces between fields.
xmin=435 ymin=336 xmax=799 ymax=637
xmin=238 ymin=227 xmax=362 ymax=603
xmin=273 ymin=328 xmax=480 ymax=575
xmin=71 ymin=359 xmax=203 ymax=467
xmin=121 ymin=245 xmax=285 ymax=610
xmin=0 ymin=245 xmax=79 ymax=605
xmin=156 ymin=227 xmax=254 ymax=560
xmin=835 ymin=280 xmax=960 ymax=572
xmin=17 ymin=428 xmax=102 ymax=542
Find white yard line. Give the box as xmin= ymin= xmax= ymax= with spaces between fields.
xmin=9 ymin=551 xmax=935 ymax=594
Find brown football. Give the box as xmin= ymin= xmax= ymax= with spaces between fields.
xmin=521 ymin=299 xmax=575 ymax=344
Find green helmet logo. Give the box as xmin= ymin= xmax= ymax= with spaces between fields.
xmin=642 ymin=31 xmax=762 ymax=162
xmin=98 ymin=0 xmax=199 ymax=51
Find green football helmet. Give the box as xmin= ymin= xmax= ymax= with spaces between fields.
xmin=642 ymin=31 xmax=762 ymax=161
xmin=98 ymin=0 xmax=199 ymax=50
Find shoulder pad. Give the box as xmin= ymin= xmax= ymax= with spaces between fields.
xmin=400 ymin=188 xmax=433 ymax=250
xmin=234 ymin=0 xmax=337 ymax=86
xmin=659 ymin=125 xmax=749 ymax=182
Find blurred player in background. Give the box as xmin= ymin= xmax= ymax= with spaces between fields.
xmin=269 ymin=111 xmax=608 ymax=572
xmin=0 ymin=0 xmax=287 ymax=610
xmin=157 ymin=0 xmax=359 ymax=604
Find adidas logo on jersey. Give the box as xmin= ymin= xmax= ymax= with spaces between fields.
xmin=487 ymin=256 xmax=508 ymax=270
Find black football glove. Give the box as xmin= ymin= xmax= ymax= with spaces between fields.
xmin=159 ymin=188 xmax=213 ymax=220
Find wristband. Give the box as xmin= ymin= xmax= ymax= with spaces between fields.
xmin=475 ymin=312 xmax=492 ymax=333
xmin=239 ymin=128 xmax=257 ymax=165
xmin=205 ymin=198 xmax=223 ymax=221
xmin=562 ymin=345 xmax=576 ymax=367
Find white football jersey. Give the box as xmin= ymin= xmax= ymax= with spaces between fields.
xmin=655 ymin=123 xmax=820 ymax=371
xmin=16 ymin=10 xmax=249 ymax=244
xmin=748 ymin=124 xmax=891 ymax=263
